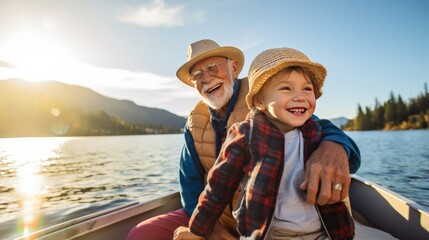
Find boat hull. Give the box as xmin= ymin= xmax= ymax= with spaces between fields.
xmin=14 ymin=175 xmax=429 ymax=240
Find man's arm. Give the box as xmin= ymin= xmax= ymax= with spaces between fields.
xmin=179 ymin=127 xmax=206 ymax=216
xmin=300 ymin=116 xmax=361 ymax=205
xmin=318 ymin=118 xmax=361 ymax=173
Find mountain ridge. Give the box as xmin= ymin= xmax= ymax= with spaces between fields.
xmin=329 ymin=117 xmax=349 ymax=128
xmin=0 ymin=79 xmax=187 ymax=136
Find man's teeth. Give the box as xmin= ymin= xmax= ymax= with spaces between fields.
xmin=207 ymin=84 xmax=221 ymax=93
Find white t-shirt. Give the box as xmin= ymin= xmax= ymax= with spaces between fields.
xmin=270 ymin=129 xmax=322 ymax=233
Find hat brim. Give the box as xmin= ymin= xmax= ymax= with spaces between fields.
xmin=176 ymin=46 xmax=244 ymax=87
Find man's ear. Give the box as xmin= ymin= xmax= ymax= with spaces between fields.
xmin=230 ymin=60 xmax=238 ymax=78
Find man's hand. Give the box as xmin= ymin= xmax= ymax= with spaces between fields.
xmin=173 ymin=226 xmax=204 ymax=240
xmin=300 ymin=141 xmax=351 ymax=205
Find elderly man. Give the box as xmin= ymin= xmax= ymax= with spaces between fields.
xmin=127 ymin=39 xmax=360 ymax=240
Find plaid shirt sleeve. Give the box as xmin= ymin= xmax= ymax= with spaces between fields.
xmin=189 ymin=122 xmax=250 ymax=236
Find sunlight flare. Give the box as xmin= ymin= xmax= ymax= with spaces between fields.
xmin=1 ymin=29 xmax=78 ymax=82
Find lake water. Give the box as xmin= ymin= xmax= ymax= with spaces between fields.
xmin=1 ymin=130 xmax=428 ymax=239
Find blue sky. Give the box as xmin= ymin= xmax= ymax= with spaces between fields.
xmin=0 ymin=0 xmax=428 ymax=119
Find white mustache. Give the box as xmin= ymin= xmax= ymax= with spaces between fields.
xmin=200 ymin=78 xmax=234 ymax=110
xmin=201 ymin=80 xmax=222 ymax=93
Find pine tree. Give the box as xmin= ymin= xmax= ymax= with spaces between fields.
xmin=397 ymin=95 xmax=407 ymax=123
xmin=373 ymin=98 xmax=385 ymax=129
xmin=423 ymin=82 xmax=429 ymax=113
xmin=384 ymin=92 xmax=397 ymax=124
xmin=353 ymin=104 xmax=364 ymax=130
xmin=362 ymin=106 xmax=373 ymax=130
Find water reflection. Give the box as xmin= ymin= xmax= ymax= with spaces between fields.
xmin=0 ymin=133 xmax=426 ymax=239
xmin=0 ymin=137 xmax=66 ymax=237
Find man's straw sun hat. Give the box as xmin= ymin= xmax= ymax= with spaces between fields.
xmin=176 ymin=39 xmax=245 ymax=87
xmin=246 ymin=47 xmax=327 ymax=108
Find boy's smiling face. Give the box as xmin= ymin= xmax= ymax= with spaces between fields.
xmin=255 ymin=69 xmax=316 ymax=133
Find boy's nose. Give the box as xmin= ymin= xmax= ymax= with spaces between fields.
xmin=292 ymin=91 xmax=305 ymax=101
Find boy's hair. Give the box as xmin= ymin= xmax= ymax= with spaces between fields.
xmin=246 ymin=48 xmax=327 ymax=109
xmin=253 ymin=66 xmax=318 ymax=108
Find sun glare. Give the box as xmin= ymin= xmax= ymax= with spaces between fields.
xmin=1 ymin=29 xmax=79 ymax=82
xmin=1 ymin=137 xmax=66 ymax=237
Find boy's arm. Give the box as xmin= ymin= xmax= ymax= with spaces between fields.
xmin=301 ymin=116 xmax=361 ymax=205
xmin=176 ymin=128 xmax=238 ymax=240
xmin=189 ymin=123 xmax=248 ymax=236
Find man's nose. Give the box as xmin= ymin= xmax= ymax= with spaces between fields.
xmin=200 ymin=70 xmax=212 ymax=83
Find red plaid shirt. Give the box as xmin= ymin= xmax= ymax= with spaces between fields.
xmin=189 ymin=110 xmax=355 ymax=239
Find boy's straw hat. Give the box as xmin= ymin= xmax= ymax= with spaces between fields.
xmin=176 ymin=39 xmax=245 ymax=87
xmin=246 ymin=47 xmax=327 ymax=108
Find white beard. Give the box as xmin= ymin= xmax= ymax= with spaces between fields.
xmin=201 ymin=80 xmax=234 ymax=110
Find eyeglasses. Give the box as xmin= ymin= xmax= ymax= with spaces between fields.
xmin=189 ymin=59 xmax=228 ymax=84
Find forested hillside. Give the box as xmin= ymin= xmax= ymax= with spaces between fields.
xmin=343 ymin=83 xmax=429 ymax=131
xmin=0 ymin=79 xmax=186 ymax=137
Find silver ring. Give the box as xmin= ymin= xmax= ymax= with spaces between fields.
xmin=333 ymin=183 xmax=342 ymax=191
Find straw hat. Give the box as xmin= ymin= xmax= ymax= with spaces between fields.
xmin=176 ymin=39 xmax=245 ymax=87
xmin=246 ymin=47 xmax=327 ymax=108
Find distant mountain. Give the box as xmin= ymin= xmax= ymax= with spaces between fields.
xmin=329 ymin=117 xmax=349 ymax=128
xmin=0 ymin=79 xmax=187 ymax=136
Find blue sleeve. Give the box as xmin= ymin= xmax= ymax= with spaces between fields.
xmin=179 ymin=126 xmax=206 ymax=217
xmin=313 ymin=115 xmax=361 ymax=173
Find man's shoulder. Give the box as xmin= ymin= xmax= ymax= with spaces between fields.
xmin=186 ymin=101 xmax=211 ymax=130
xmin=190 ymin=100 xmax=209 ymax=116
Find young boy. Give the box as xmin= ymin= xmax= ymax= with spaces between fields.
xmin=174 ymin=48 xmax=355 ymax=240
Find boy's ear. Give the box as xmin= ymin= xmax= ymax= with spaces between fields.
xmin=254 ymin=95 xmax=266 ymax=111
